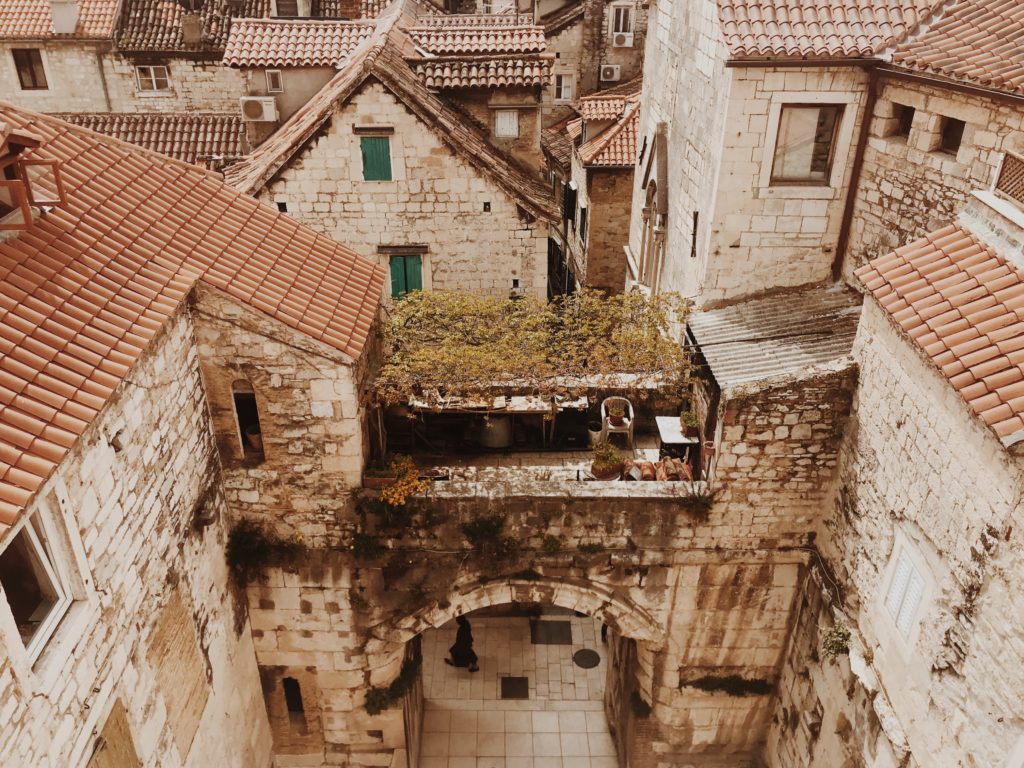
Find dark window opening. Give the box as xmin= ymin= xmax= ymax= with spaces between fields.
xmin=939 ymin=117 xmax=965 ymax=155
xmin=283 ymin=676 xmax=306 ymax=731
xmin=13 ymin=49 xmax=47 ymax=90
xmin=232 ymin=381 xmax=264 ymax=459
xmin=483 ymin=201 xmax=491 ymax=212
xmin=579 ymin=207 xmax=588 ymax=243
xmin=893 ymin=104 xmax=915 ymax=138
xmin=275 ymin=0 xmax=299 ymax=15
xmin=276 ymin=201 xmax=288 ymax=212
xmin=563 ymin=184 xmax=577 ymax=224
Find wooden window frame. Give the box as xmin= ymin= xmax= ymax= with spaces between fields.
xmin=136 ymin=64 xmax=170 ymax=93
xmin=21 ymin=159 xmax=67 ymax=208
xmin=494 ymin=109 xmax=520 ymax=139
xmin=266 ymin=69 xmax=284 ymax=93
xmin=611 ymin=4 xmax=634 ymax=34
xmin=12 ymin=49 xmax=47 ymax=90
xmin=769 ymin=103 xmax=844 ymax=187
xmin=554 ymin=74 xmax=573 ymax=103
xmin=388 ymin=252 xmax=424 ymax=298
xmin=0 ymin=180 xmax=32 ymax=231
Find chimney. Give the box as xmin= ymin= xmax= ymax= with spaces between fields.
xmin=49 ymin=0 xmax=79 ymax=35
xmin=181 ymin=11 xmax=203 ymax=45
xmin=336 ymin=0 xmax=360 ymax=19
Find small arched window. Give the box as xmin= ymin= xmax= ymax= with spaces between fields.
xmin=232 ymin=380 xmax=264 ymax=460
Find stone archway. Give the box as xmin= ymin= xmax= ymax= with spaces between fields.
xmin=375 ymin=575 xmax=666 ymax=648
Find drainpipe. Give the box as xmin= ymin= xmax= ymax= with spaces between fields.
xmin=94 ymin=47 xmax=112 ymax=111
xmin=831 ymin=63 xmax=880 ymax=281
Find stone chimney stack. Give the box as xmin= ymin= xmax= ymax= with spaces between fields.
xmin=49 ymin=0 xmax=79 ymax=35
xmin=181 ymin=12 xmax=203 ymax=45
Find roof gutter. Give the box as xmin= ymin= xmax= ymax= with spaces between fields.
xmin=726 ymin=57 xmax=881 ymax=69
xmin=832 ymin=62 xmax=880 ymax=280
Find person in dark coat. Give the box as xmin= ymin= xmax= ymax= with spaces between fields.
xmin=444 ymin=615 xmax=479 ymax=672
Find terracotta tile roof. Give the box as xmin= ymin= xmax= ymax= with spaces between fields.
xmin=226 ymin=23 xmax=557 ymax=221
xmin=359 ymin=0 xmax=395 ymax=17
xmin=542 ymin=122 xmax=572 ymax=170
xmin=412 ymin=56 xmax=552 ymax=88
xmin=408 ymin=21 xmax=545 ymax=55
xmin=717 ymin=0 xmax=944 ymax=59
xmin=312 ymin=0 xmax=392 ymax=17
xmin=224 ymin=18 xmax=376 ymax=67
xmin=576 ymin=77 xmax=641 ymax=121
xmin=0 ymin=0 xmax=117 ymax=38
xmin=541 ymin=1 xmax=583 ymax=36
xmin=891 ymin=0 xmax=1024 ymax=97
xmin=856 ymin=223 xmax=1024 ymax=445
xmin=579 ymin=100 xmax=639 ymax=167
xmin=414 ymin=13 xmax=535 ymax=28
xmin=0 ymin=104 xmax=385 ymax=538
xmin=53 ymin=113 xmax=246 ymax=168
xmin=116 ymin=0 xmax=269 ymax=53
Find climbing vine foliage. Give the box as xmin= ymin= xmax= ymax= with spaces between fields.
xmin=373 ymin=289 xmax=690 ymax=405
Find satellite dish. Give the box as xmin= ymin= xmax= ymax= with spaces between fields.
xmin=177 ymin=0 xmax=204 ymax=11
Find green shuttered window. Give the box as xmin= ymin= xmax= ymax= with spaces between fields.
xmin=361 ymin=136 xmax=392 ymax=181
xmin=390 ymin=255 xmax=422 ymax=298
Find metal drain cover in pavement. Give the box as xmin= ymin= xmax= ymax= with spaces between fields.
xmin=501 ymin=676 xmax=530 ymax=699
xmin=530 ymin=620 xmax=573 ymax=645
xmin=573 ymin=649 xmax=601 ymax=669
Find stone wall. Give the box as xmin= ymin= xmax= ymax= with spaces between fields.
xmin=544 ymin=20 xmax=585 ymax=125
xmin=0 ymin=303 xmax=272 ymax=768
xmin=257 ymin=81 xmax=551 ymax=298
xmin=627 ymin=0 xmax=731 ymax=299
xmin=191 ymin=285 xmax=370 ymax=545
xmin=843 ymin=76 xmax=1024 ymax=277
xmin=711 ymin=365 xmax=859 ymax=535
xmin=443 ymin=87 xmax=544 ymax=173
xmin=584 ymin=167 xmax=633 ymax=290
xmin=103 ymin=56 xmax=248 ymax=113
xmin=0 ymin=41 xmax=114 ymax=112
xmin=0 ymin=44 xmax=249 ymax=115
xmin=812 ymin=300 xmax=1024 ymax=766
xmin=700 ymin=66 xmax=869 ymax=305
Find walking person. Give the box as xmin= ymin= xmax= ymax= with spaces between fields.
xmin=444 ymin=615 xmax=479 ymax=672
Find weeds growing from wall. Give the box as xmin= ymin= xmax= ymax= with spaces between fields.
xmin=226 ymin=519 xmax=306 ymax=584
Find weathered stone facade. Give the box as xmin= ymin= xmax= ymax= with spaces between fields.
xmin=0 ymin=44 xmax=248 ymax=115
xmin=0 ymin=304 xmax=272 ymax=768
xmin=565 ymin=151 xmax=634 ymax=291
xmin=845 ymin=75 xmax=1024 ymax=277
xmin=257 ymin=82 xmax=551 ymax=298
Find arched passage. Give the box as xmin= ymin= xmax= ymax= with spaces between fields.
xmin=371 ymin=576 xmax=664 ymax=768
xmin=375 ymin=575 xmax=666 ymax=648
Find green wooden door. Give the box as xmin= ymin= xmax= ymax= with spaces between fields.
xmin=390 ymin=255 xmax=422 ymax=298
xmin=361 ymin=136 xmax=392 ymax=181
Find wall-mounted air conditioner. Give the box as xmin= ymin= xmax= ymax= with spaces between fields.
xmin=240 ymin=96 xmax=278 ymax=122
xmin=612 ymin=32 xmax=634 ymax=48
xmin=600 ymin=64 xmax=621 ymax=82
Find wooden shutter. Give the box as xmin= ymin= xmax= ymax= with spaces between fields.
xmin=885 ymin=552 xmax=912 ymax=620
xmin=361 ymin=137 xmax=392 ymax=181
xmin=390 ymin=256 xmax=407 ymax=298
xmin=896 ymin=569 xmax=925 ymax=638
xmin=390 ymin=255 xmax=422 ymax=297
xmin=563 ymin=183 xmax=577 ymax=223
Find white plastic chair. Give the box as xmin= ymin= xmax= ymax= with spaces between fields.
xmin=600 ymin=396 xmax=635 ymax=449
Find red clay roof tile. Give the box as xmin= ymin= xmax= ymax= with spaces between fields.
xmin=0 ymin=104 xmax=385 ymax=539
xmin=856 ymin=223 xmax=1024 ymax=446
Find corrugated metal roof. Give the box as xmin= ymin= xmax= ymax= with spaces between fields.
xmin=688 ymin=284 xmax=862 ymax=389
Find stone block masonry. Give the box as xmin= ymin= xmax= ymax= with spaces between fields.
xmin=259 ymin=82 xmax=550 ymax=299
xmin=845 ymin=77 xmax=1024 ymax=277
xmin=0 ymin=303 xmax=272 ymax=768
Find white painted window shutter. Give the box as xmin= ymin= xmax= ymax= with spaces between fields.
xmin=886 ymin=552 xmax=912 ymax=619
xmin=896 ymin=569 xmax=925 ymax=637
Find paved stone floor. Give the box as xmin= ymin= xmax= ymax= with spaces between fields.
xmin=420 ymin=612 xmax=618 ymax=768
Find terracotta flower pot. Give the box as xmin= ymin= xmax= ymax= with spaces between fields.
xmin=609 ymin=414 xmax=625 ymax=427
xmin=591 ymin=461 xmax=624 ymax=480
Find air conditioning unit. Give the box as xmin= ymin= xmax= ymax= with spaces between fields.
xmin=600 ymin=64 xmax=621 ymax=82
xmin=612 ymin=32 xmax=634 ymax=48
xmin=240 ymin=96 xmax=278 ymax=122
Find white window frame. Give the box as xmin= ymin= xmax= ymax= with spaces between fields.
xmin=758 ymin=91 xmax=859 ymax=198
xmin=136 ymin=64 xmax=170 ymax=93
xmin=494 ymin=109 xmax=520 ymax=139
xmin=266 ymin=69 xmax=284 ymax=93
xmin=554 ymin=74 xmax=574 ymax=103
xmin=611 ymin=4 xmax=634 ymax=34
xmin=1 ymin=512 xmax=73 ymax=664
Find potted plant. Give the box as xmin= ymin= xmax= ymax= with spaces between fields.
xmin=679 ymin=410 xmax=700 ymax=438
xmin=607 ymin=403 xmax=626 ymax=426
xmin=591 ymin=441 xmax=624 ymax=480
xmin=363 ymin=454 xmax=404 ymax=488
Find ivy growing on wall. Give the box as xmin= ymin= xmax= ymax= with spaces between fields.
xmin=364 ymin=656 xmax=423 ymax=715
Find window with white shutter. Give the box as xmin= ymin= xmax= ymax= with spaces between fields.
xmin=885 ymin=550 xmax=925 ymax=639
xmin=494 ymin=109 xmax=520 ymax=138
